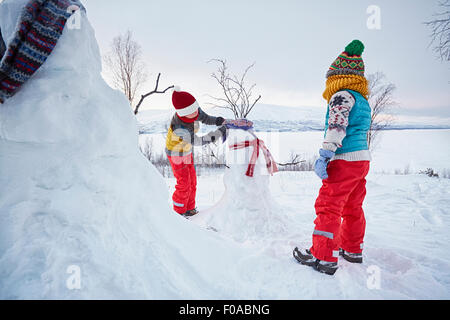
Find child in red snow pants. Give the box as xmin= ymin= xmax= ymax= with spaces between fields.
xmin=311 ymin=160 xmax=370 ymax=263
xmin=168 ymin=154 xmax=197 ymax=214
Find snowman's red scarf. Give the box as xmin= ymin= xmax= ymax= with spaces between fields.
xmin=230 ymin=138 xmax=279 ymax=177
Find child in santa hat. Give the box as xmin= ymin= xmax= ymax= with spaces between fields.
xmin=293 ymin=40 xmax=372 ymax=275
xmin=166 ymin=87 xmax=228 ymax=217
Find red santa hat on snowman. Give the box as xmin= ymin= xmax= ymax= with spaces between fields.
xmin=172 ymin=86 xmax=200 ymax=120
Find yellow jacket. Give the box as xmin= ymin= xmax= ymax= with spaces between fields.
xmin=165 ymin=108 xmax=226 ymax=157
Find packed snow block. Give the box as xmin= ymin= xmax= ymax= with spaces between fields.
xmin=0 ymin=0 xmax=253 ymax=300
xmin=195 ymin=129 xmax=288 ymax=243
xmin=0 ymin=0 xmax=85 ymax=103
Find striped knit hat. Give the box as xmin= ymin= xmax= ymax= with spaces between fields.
xmin=326 ymin=40 xmax=365 ymax=78
xmin=172 ymin=87 xmax=200 ymax=117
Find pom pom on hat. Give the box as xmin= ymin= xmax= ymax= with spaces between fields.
xmin=345 ymin=40 xmax=365 ymax=56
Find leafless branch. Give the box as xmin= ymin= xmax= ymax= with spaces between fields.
xmin=208 ymin=59 xmax=261 ymax=119
xmin=277 ymin=154 xmax=306 ymax=167
xmin=367 ymin=72 xmax=398 ymax=149
xmin=424 ymin=0 xmax=450 ymax=61
xmin=134 ymin=73 xmax=174 ymax=115
xmin=210 ymin=149 xmax=230 ymax=169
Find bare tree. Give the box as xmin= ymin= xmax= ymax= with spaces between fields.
xmin=140 ymin=137 xmax=154 ymax=162
xmin=103 ymin=31 xmax=147 ymax=105
xmin=103 ymin=31 xmax=174 ymax=115
xmin=277 ymin=153 xmax=305 ymax=168
xmin=425 ymin=0 xmax=450 ymax=61
xmin=367 ymin=72 xmax=397 ymax=149
xmin=204 ymin=144 xmax=229 ymax=169
xmin=276 ymin=152 xmax=316 ymax=172
xmin=208 ymin=59 xmax=261 ymax=119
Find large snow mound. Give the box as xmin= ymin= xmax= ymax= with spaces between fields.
xmin=0 ymin=0 xmax=252 ymax=299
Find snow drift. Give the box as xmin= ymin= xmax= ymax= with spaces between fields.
xmin=0 ymin=0 xmax=251 ymax=299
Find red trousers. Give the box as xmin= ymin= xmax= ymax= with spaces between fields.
xmin=311 ymin=160 xmax=370 ymax=263
xmin=168 ymin=154 xmax=197 ymax=214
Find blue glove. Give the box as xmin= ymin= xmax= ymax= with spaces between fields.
xmin=314 ymin=149 xmax=335 ymax=180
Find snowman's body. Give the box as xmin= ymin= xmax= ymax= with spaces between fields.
xmin=193 ymin=129 xmax=286 ymax=243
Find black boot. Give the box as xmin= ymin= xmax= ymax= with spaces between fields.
xmin=293 ymin=248 xmax=338 ymax=276
xmin=183 ymin=208 xmax=199 ymax=217
xmin=339 ymin=248 xmax=363 ymax=263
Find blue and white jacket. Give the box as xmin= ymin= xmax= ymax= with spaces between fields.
xmin=323 ymin=89 xmax=372 ymax=162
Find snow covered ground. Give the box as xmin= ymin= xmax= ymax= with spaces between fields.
xmin=157 ymin=127 xmax=450 ymax=299
xmin=141 ymin=120 xmax=450 ymax=299
xmin=165 ymin=171 xmax=450 ymax=299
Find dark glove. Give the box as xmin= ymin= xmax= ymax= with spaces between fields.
xmin=216 ymin=117 xmax=225 ymax=126
xmin=219 ymin=126 xmax=228 ymax=142
xmin=314 ymin=149 xmax=335 ymax=180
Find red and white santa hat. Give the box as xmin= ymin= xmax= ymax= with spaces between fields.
xmin=172 ymin=86 xmax=200 ymax=117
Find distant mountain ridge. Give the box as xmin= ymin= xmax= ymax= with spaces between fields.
xmin=136 ymin=104 xmax=450 ymax=134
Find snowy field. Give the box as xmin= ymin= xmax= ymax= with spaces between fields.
xmin=155 ymin=128 xmax=450 ymax=299
xmin=163 ymin=171 xmax=450 ymax=299
xmin=156 ymin=128 xmax=450 ymax=299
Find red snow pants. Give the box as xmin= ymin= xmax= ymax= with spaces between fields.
xmin=168 ymin=154 xmax=197 ymax=214
xmin=310 ymin=160 xmax=370 ymax=263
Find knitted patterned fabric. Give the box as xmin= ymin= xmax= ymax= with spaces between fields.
xmin=322 ymin=74 xmax=369 ymax=102
xmin=0 ymin=0 xmax=85 ymax=103
xmin=326 ymin=40 xmax=365 ymax=78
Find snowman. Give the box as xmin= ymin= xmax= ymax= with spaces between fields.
xmin=191 ymin=120 xmax=290 ymax=243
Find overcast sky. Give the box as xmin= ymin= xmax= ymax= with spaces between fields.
xmin=82 ymin=0 xmax=449 ymax=116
